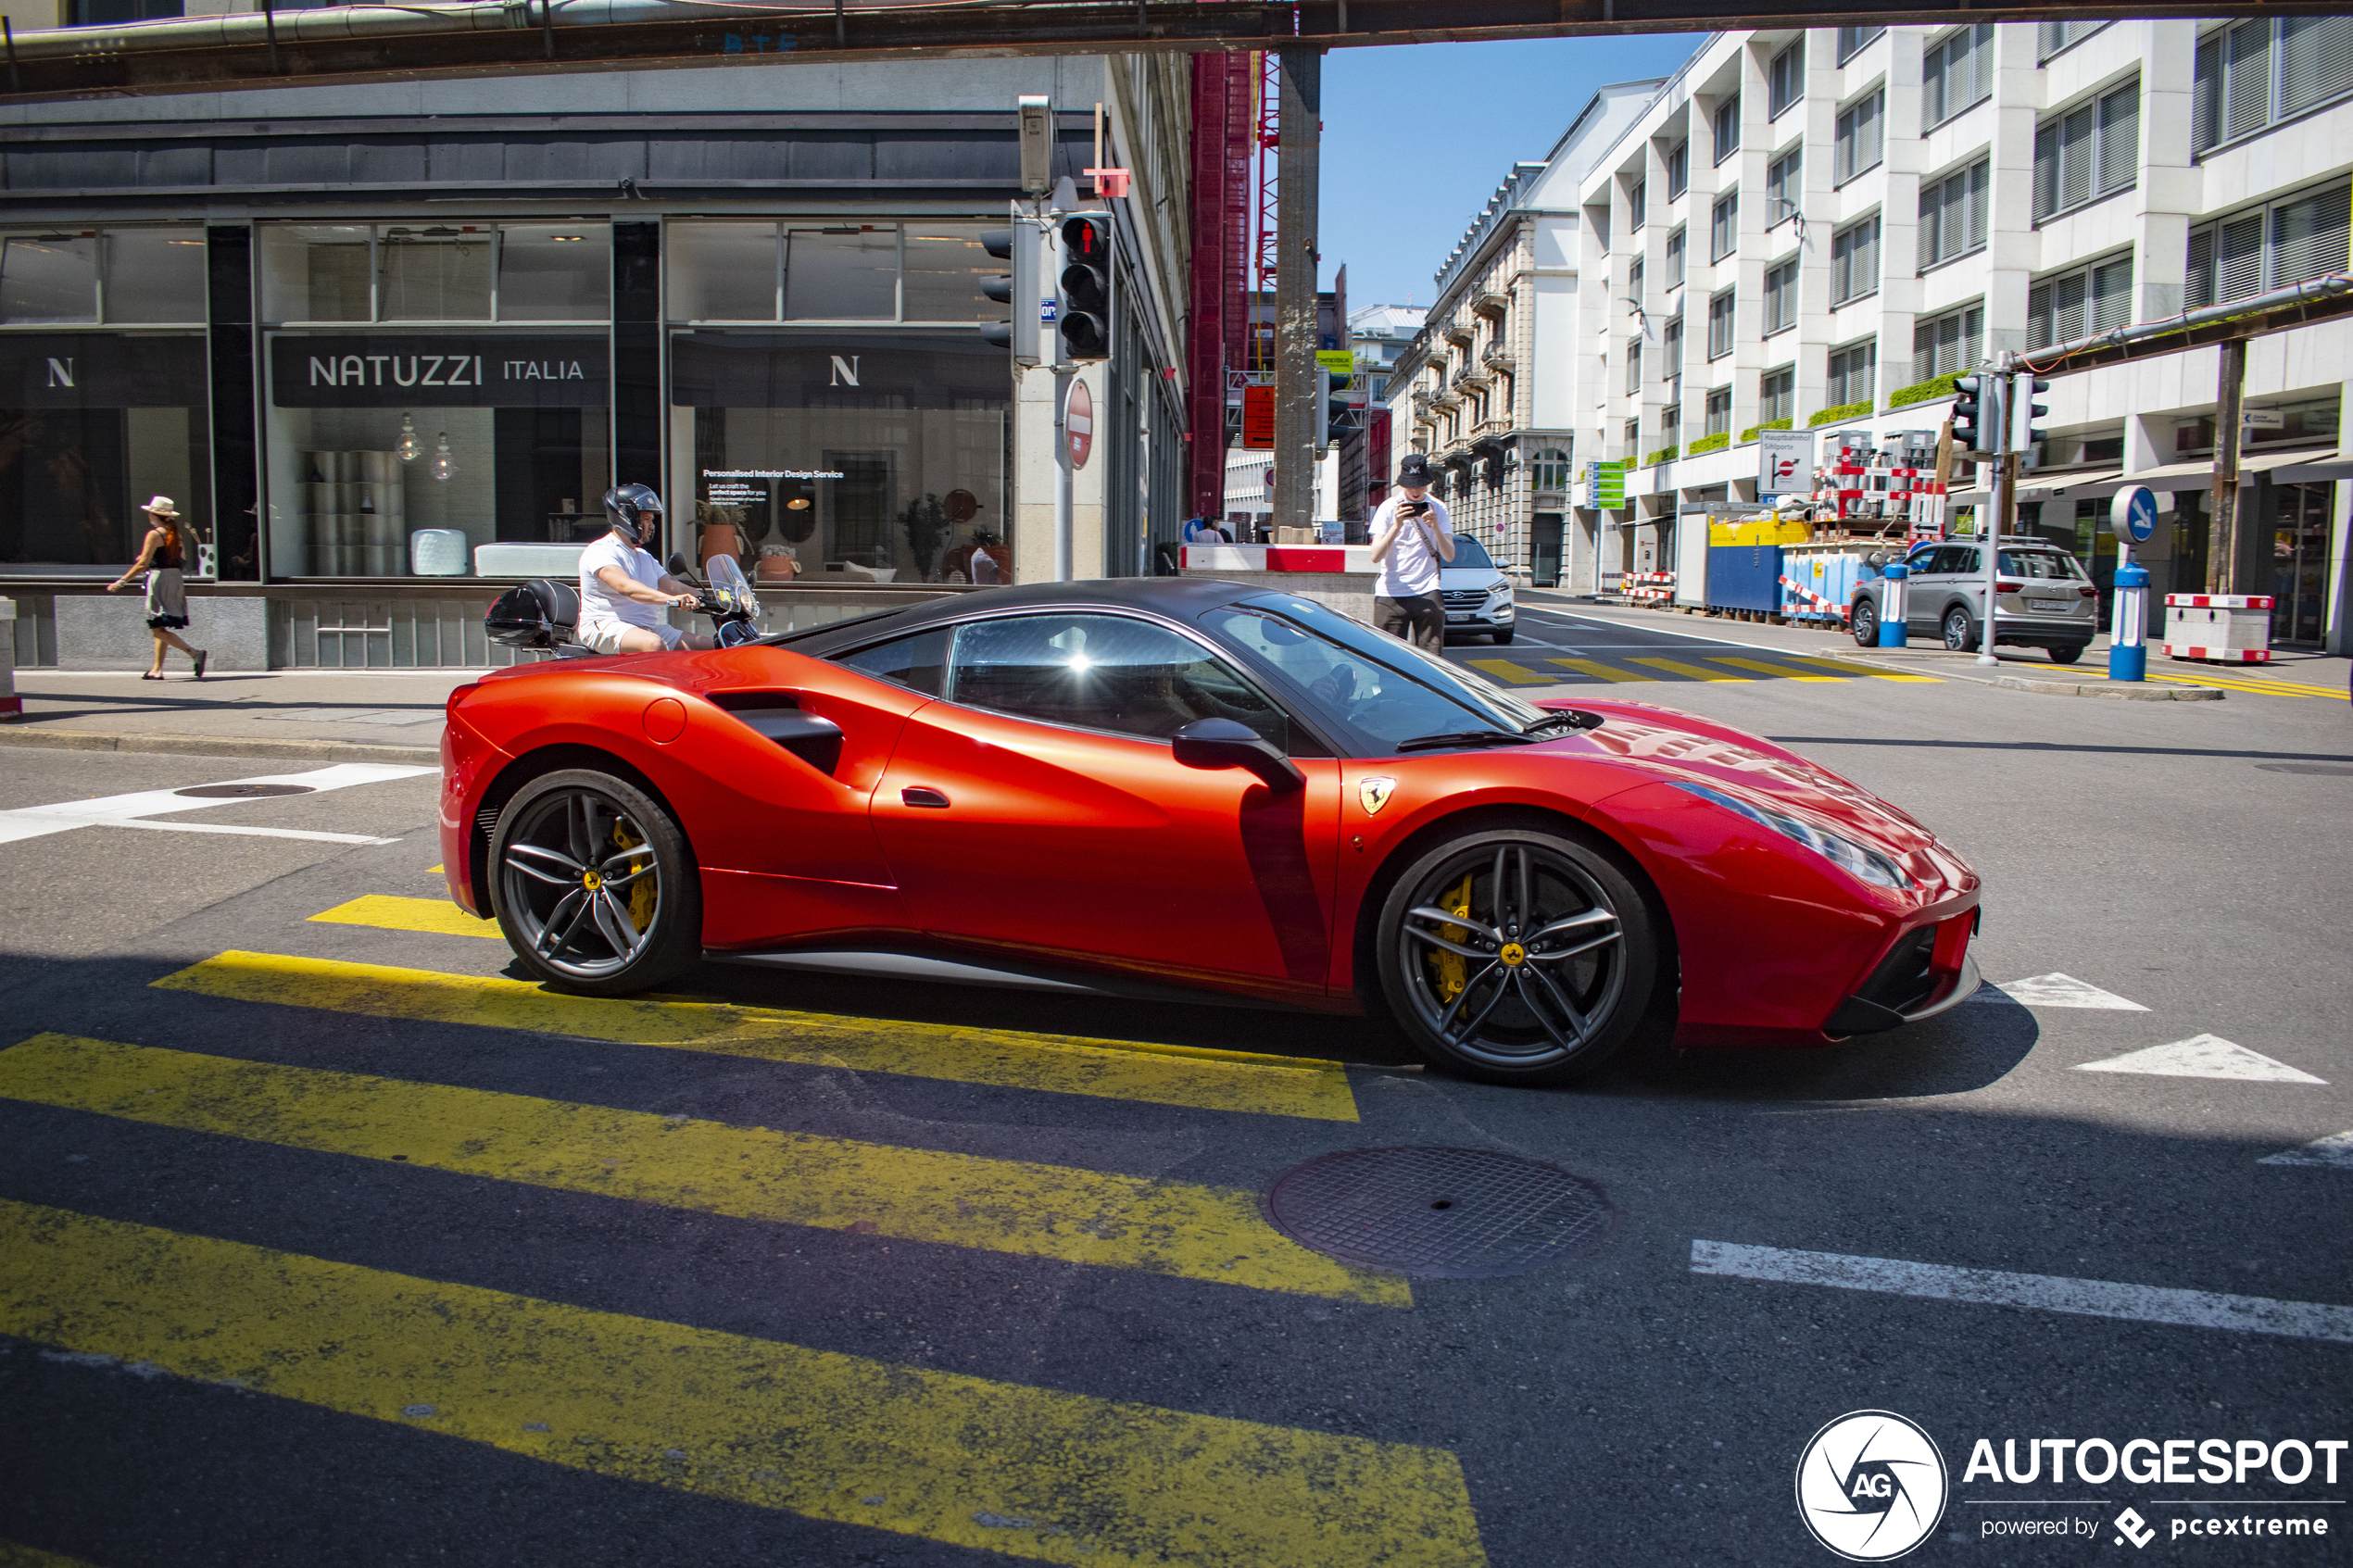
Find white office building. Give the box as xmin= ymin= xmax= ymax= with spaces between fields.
xmin=1570 ymin=19 xmax=2351 ymax=651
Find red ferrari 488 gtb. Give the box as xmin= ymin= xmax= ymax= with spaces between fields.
xmin=441 ymin=577 xmax=1980 ymax=1085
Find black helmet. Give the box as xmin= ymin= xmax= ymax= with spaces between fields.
xmin=605 ymin=483 xmax=664 ymax=541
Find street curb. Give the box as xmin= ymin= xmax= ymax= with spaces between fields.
xmin=1835 ymin=656 xmax=2225 ymax=700
xmin=0 ymin=727 xmax=442 ymax=766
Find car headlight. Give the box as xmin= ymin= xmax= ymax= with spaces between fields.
xmin=1672 ymin=781 xmax=1909 ymax=889
xmin=1486 ymin=580 xmax=1511 ymax=600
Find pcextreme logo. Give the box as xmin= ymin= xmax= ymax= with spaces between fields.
xmin=1795 ymin=1411 xmax=1950 ymax=1562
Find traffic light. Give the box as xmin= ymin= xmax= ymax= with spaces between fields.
xmin=2010 ymin=374 xmax=2051 ymax=456
xmin=977 ymin=227 xmax=1038 ymax=364
xmin=1057 ymin=215 xmax=1112 ymax=361
xmin=1951 ymin=371 xmax=2007 ymax=456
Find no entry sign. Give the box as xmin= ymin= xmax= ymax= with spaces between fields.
xmin=1066 ymin=378 xmax=1094 ymax=469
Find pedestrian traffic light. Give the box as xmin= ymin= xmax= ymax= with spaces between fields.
xmin=2010 ymin=374 xmax=2051 ymax=456
xmin=1951 ymin=371 xmax=2007 ymax=456
xmin=977 ymin=227 xmax=1038 ymax=365
xmin=1057 ymin=215 xmax=1112 ymax=361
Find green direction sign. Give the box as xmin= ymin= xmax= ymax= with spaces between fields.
xmin=1588 ymin=460 xmax=1626 ymax=508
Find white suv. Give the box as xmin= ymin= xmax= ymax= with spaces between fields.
xmin=1438 ymin=535 xmax=1517 ymax=645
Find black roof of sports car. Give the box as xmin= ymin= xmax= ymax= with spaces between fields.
xmin=775 ymin=577 xmax=1273 ymax=658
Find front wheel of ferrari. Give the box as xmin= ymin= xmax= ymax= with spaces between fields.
xmin=1375 ymin=827 xmax=1659 ymax=1086
xmin=490 ymin=769 xmax=700 ymax=996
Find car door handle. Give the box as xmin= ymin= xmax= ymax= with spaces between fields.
xmin=900 ymin=786 xmax=950 ymax=809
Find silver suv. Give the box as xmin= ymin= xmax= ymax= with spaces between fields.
xmin=1851 ymin=539 xmax=2098 ymax=662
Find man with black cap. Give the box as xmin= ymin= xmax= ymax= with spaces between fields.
xmin=1367 ymin=452 xmax=1454 ymax=650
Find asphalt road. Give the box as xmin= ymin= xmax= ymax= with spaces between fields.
xmin=1 ymin=619 xmax=2348 ymax=1568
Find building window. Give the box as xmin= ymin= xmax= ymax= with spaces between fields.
xmin=1919 ymin=158 xmax=1991 ymax=269
xmin=0 ymin=226 xmax=208 ymax=326
xmin=1713 ymin=95 xmax=1741 ymax=165
xmin=1827 ymin=340 xmax=1877 ymax=408
xmin=1660 ymin=402 xmax=1681 ymax=448
xmin=2187 ymin=182 xmax=2351 ymax=306
xmin=1662 ymin=315 xmax=1685 ymax=379
xmin=1705 ymin=385 xmax=1731 ymax=438
xmin=1710 ymin=191 xmax=1740 ymax=261
xmin=2034 ymin=80 xmax=2140 ymax=220
xmin=1629 ymin=179 xmax=1648 ymax=231
xmin=1531 ymin=446 xmax=1573 ymax=490
xmin=2196 ymin=19 xmax=2353 ymax=152
xmin=665 ymin=221 xmax=999 ymax=323
xmin=1766 ymin=148 xmax=1803 ymax=229
xmin=1629 ymin=257 xmax=1645 ymax=305
xmin=1707 ymin=289 xmax=1736 ymax=358
xmin=2029 ymin=255 xmax=2133 ymax=348
xmin=256 ymin=222 xmax=611 ymax=325
xmin=67 ymin=0 xmax=182 ymax=21
xmin=1665 ymin=228 xmax=1687 ymax=289
xmin=1667 ymin=142 xmax=1690 ymax=199
xmin=1624 ymin=417 xmax=1642 ymax=458
xmin=1833 ymin=92 xmax=1885 ymax=185
xmin=1913 ymin=302 xmax=1985 ymax=382
xmin=1836 ymin=25 xmax=1885 ymax=63
xmin=2038 ymin=19 xmax=2108 ymax=60
xmin=1626 ymin=336 xmax=1643 ymax=395
xmin=1763 ymin=258 xmax=1799 ymax=334
xmin=1760 ymin=365 xmax=1795 ymax=425
xmin=1831 ymin=216 xmax=1880 ymax=305
xmin=1769 ymin=40 xmax=1806 ymax=119
xmin=1923 ymin=23 xmax=1996 ymax=128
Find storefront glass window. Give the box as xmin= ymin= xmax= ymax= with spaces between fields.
xmin=669 ymin=223 xmax=779 ymax=320
xmin=668 ymin=222 xmax=1000 ymax=324
xmin=497 ymin=225 xmax=611 ymax=320
xmin=784 ymin=228 xmax=898 ymax=320
xmin=264 ymin=224 xmax=374 ymax=323
xmin=261 ymin=222 xmax=610 ymax=325
xmin=0 ymin=235 xmax=100 ymax=323
xmin=379 ymin=226 xmax=493 ymax=321
xmin=671 ymin=330 xmax=1008 ymax=586
xmin=901 ymin=229 xmax=1000 ymax=322
xmin=105 ymin=230 xmax=209 ymax=323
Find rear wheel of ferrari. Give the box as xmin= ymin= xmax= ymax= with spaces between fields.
xmin=1376 ymin=827 xmax=1658 ymax=1086
xmin=490 ymin=769 xmax=700 ymax=996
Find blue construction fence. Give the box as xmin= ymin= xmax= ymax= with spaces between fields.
xmin=1701 ymin=546 xmax=1869 ymax=623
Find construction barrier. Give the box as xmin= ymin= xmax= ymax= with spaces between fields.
xmin=2160 ymin=594 xmax=2274 ymax=663
xmin=1626 ymin=571 xmax=1676 ymax=605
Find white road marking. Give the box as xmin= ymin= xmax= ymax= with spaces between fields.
xmin=2259 ymin=1131 xmax=2353 ymax=1170
xmin=57 ymin=818 xmax=400 ymax=847
xmin=2074 ymin=1034 xmax=2328 ymax=1085
xmin=253 ymin=708 xmax=443 ymax=728
xmin=1690 ymin=1240 xmax=2353 ymax=1344
xmin=0 ymin=763 xmax=434 ymax=847
xmin=1973 ymin=972 xmax=2150 ymax=1011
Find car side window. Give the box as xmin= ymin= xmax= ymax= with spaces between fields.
xmin=1937 ymin=546 xmax=1979 ymax=575
xmin=1903 ymin=547 xmax=1938 ymax=573
xmin=946 ymin=614 xmax=1291 ymax=749
xmin=837 ymin=627 xmax=949 ymax=696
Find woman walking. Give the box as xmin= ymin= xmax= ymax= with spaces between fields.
xmin=107 ymin=495 xmax=208 ymax=680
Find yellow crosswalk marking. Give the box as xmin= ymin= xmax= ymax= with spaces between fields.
xmin=1464 ymin=659 xmax=1556 ymax=685
xmin=0 ymin=1199 xmax=1486 ymax=1567
xmin=1543 ymin=658 xmax=1651 ymax=683
xmin=2149 ymin=669 xmax=2346 ymax=699
xmin=1779 ymin=654 xmax=1941 ymax=683
xmin=1627 ymin=657 xmax=1751 ymax=683
xmin=1705 ymin=657 xmax=1842 ymax=683
xmin=314 ymin=894 xmax=494 ymax=939
xmin=0 ymin=1543 xmax=101 ymax=1568
xmin=153 ymin=952 xmax=1359 ymax=1123
xmin=0 ymin=1035 xmax=1404 ymax=1305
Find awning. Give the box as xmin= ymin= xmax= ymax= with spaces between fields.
xmin=1952 ymin=448 xmax=2343 ymax=504
xmin=2019 ymin=467 xmax=2122 ymax=502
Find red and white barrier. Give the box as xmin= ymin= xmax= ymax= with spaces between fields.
xmin=1780 ymin=575 xmax=1850 ymax=620
xmin=1179 ymin=544 xmax=1378 ymax=574
xmin=2161 ymin=593 xmax=2274 ymax=664
xmin=1625 ymin=571 xmax=1676 ymax=604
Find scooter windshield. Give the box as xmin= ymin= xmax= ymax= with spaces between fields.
xmin=706 ymin=552 xmax=754 ymax=612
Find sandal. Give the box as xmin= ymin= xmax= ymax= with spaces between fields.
xmin=191 ymin=650 xmax=209 ymax=680
xmin=141 ymin=671 xmax=164 ymax=680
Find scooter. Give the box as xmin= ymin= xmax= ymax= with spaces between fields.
xmin=486 ymin=552 xmax=762 ymax=654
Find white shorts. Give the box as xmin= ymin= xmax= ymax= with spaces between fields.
xmin=579 ymin=620 xmax=685 ymax=655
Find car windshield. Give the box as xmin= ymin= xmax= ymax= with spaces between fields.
xmin=1998 ymin=549 xmax=2089 ymax=581
xmin=1208 ymin=594 xmax=1546 ymax=749
xmin=1447 ymin=535 xmax=1495 ymax=571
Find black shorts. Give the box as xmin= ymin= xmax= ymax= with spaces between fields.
xmin=1374 ymin=593 xmax=1446 ymax=652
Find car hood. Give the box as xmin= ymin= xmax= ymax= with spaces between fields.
xmin=1439 ymin=565 xmax=1508 ymax=589
xmin=1537 ymin=696 xmax=1971 ymax=885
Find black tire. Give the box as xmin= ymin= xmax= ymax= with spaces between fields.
xmin=1491 ymin=627 xmax=1515 ymax=645
xmin=1374 ymin=826 xmax=1660 ymax=1086
xmin=489 ymin=768 xmax=700 ymax=996
xmin=1942 ymin=606 xmax=1979 ymax=653
xmin=1850 ymin=599 xmax=1878 ymax=647
xmin=2046 ymin=643 xmax=2084 ymax=665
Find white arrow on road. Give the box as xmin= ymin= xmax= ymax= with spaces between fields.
xmin=1973 ymin=972 xmax=2149 ymax=1010
xmin=2074 ymin=1034 xmax=2328 ymax=1084
xmin=0 ymin=763 xmax=434 ymax=847
xmin=2259 ymin=1131 xmax=2353 ymax=1169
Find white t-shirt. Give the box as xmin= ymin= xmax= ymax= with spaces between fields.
xmin=578 ymin=532 xmax=667 ymax=631
xmin=1370 ymin=495 xmax=1453 ymax=597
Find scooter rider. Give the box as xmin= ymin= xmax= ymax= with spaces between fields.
xmin=577 ymin=483 xmax=714 ymax=654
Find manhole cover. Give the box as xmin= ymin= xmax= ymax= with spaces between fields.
xmin=1263 ymin=1147 xmax=1612 ymax=1278
xmin=172 ymin=783 xmax=317 ymax=799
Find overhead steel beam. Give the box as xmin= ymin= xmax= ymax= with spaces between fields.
xmin=4 ymin=1 xmax=2342 ymax=104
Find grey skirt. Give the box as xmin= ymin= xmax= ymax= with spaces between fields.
xmin=144 ymin=567 xmax=189 ymax=630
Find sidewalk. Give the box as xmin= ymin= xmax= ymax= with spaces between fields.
xmin=1523 ymin=591 xmax=2351 ymax=703
xmin=0 ymin=669 xmax=471 ymax=764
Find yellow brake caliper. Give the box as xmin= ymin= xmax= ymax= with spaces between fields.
xmin=611 ymin=821 xmax=656 ymax=929
xmin=1428 ymin=873 xmax=1475 ymax=1004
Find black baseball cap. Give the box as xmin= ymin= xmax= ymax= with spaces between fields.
xmin=1395 ymin=453 xmax=1434 ymax=488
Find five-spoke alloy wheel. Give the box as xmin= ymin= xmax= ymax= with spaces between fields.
xmin=490 ymin=769 xmax=699 ymax=995
xmin=1376 ymin=826 xmax=1660 ymax=1085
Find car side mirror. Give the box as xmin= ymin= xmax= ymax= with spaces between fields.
xmin=1172 ymin=718 xmax=1305 ymax=794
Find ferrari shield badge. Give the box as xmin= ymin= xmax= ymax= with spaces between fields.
xmin=1358 ymin=776 xmax=1397 ymax=816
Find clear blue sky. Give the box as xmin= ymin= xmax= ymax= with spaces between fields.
xmin=1318 ymin=35 xmax=1702 ymax=311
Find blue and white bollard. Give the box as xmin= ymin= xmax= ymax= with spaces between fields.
xmin=2108 ymin=561 xmax=2149 ymax=682
xmin=1878 ymin=562 xmax=1908 ymax=647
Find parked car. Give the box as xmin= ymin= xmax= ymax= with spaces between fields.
xmin=1439 ymin=534 xmax=1517 ymax=645
xmin=1850 ymin=538 xmax=2099 ymax=661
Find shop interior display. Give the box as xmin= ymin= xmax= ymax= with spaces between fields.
xmin=302 ymin=449 xmax=406 ymax=576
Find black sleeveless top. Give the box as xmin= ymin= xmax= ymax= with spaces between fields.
xmin=152 ymin=526 xmax=183 ymax=571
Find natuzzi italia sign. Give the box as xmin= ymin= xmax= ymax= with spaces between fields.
xmin=270 ymin=335 xmax=609 ymax=408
